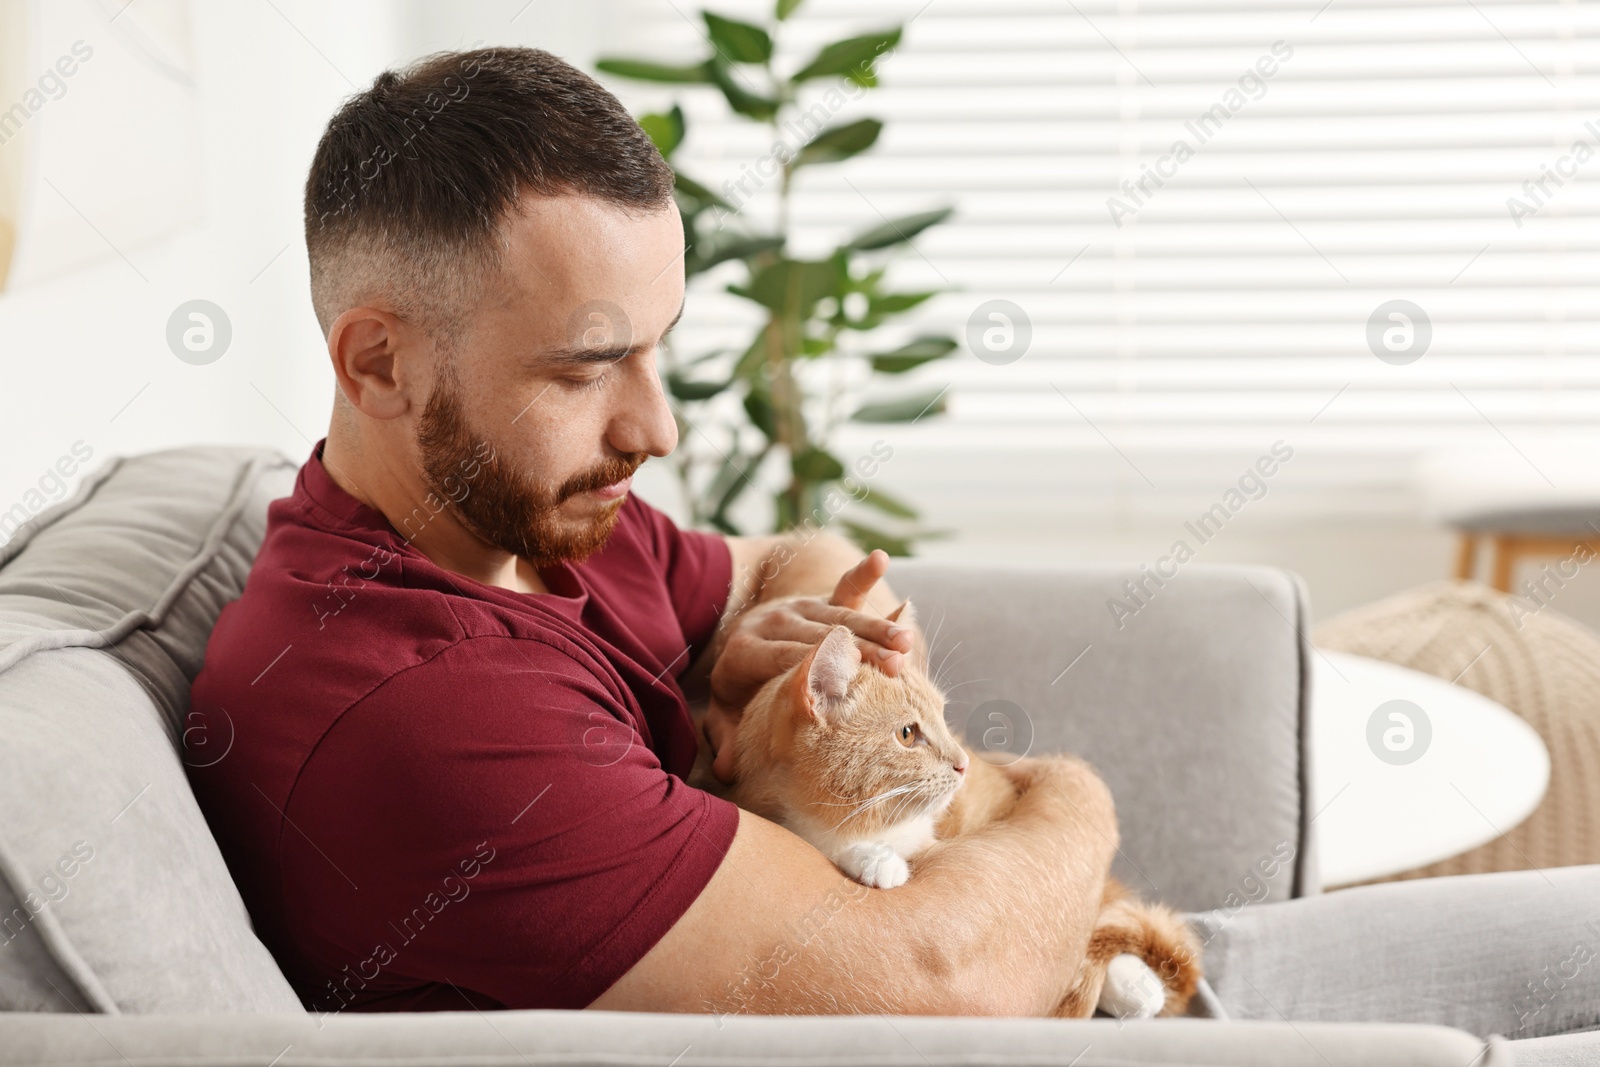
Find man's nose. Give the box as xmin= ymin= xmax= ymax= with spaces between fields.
xmin=611 ymin=360 xmax=679 ymax=458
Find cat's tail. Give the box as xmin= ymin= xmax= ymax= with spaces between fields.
xmin=1092 ymin=891 xmax=1204 ymax=1017
xmin=1055 ymin=884 xmax=1204 ymax=1019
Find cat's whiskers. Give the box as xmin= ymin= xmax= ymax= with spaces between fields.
xmin=931 ymin=648 xmax=977 ymax=694
xmin=880 ymin=777 xmax=957 ymax=829
xmin=931 ymin=639 xmax=964 ymax=691
xmin=815 ymin=779 xmax=900 ymax=807
xmin=882 ymin=780 xmax=935 ymax=826
xmin=830 ymin=783 xmax=921 ymax=826
xmin=920 ymin=607 xmax=950 ymax=676
xmin=934 ymin=676 xmax=994 ymax=696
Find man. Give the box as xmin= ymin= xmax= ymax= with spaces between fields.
xmin=187 ymin=46 xmax=1115 ymax=1018
xmin=189 ymin=47 xmax=1600 ymax=1056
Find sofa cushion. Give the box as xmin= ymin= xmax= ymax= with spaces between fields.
xmin=0 ymin=446 xmax=303 ymax=1013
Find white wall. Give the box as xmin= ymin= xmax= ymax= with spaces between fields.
xmin=0 ymin=0 xmax=603 ymax=528
xmin=1 ymin=0 xmax=394 ymax=523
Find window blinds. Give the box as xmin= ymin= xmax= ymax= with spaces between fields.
xmin=608 ymin=0 xmax=1600 ymax=520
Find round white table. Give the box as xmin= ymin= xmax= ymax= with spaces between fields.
xmin=1308 ymin=650 xmax=1550 ymax=887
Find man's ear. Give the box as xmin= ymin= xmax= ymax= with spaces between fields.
xmin=327 ymin=306 xmax=415 ymax=420
xmin=791 ymin=624 xmax=861 ymax=724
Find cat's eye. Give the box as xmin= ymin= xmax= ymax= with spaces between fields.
xmin=897 ymin=723 xmax=923 ymax=747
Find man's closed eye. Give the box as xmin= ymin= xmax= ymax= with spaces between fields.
xmin=567 ymin=372 xmax=612 ymax=393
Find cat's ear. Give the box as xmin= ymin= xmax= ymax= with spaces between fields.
xmin=793 ymin=624 xmax=861 ymax=724
xmin=888 ymin=599 xmax=919 ymax=669
xmin=887 ymin=597 xmax=916 ymax=631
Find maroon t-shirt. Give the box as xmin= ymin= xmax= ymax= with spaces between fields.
xmin=187 ymin=438 xmax=739 ymax=1013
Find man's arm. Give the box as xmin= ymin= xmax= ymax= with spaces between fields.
xmin=591 ymin=755 xmax=1117 ymax=1016
xmin=678 ymin=532 xmax=783 ymax=703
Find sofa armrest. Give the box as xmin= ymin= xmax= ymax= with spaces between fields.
xmin=885 ymin=559 xmax=1317 ymax=910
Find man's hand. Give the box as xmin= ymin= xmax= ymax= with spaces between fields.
xmin=703 ymin=549 xmax=918 ymax=784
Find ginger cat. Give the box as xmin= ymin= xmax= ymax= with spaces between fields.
xmin=698 ymin=600 xmax=1201 ymax=1019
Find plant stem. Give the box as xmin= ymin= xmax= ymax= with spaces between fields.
xmin=770 ymin=97 xmax=804 ymax=531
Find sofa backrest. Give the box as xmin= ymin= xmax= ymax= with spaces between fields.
xmin=883 ymin=558 xmax=1315 ymax=912
xmin=0 ymin=446 xmax=304 ymax=1014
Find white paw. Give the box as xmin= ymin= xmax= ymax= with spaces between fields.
xmin=837 ymin=841 xmax=911 ymax=889
xmin=1097 ymin=953 xmax=1166 ymax=1019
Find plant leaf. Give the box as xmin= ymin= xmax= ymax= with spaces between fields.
xmin=794 ymin=118 xmax=882 ymax=168
xmin=791 ymin=445 xmax=845 ymax=482
xmin=705 ymin=12 xmax=774 ymax=63
xmin=852 ymin=387 xmax=948 ymax=423
xmin=744 ymin=387 xmax=777 ymax=438
xmin=844 ymin=206 xmax=954 ymax=251
xmin=638 ymin=106 xmax=685 ymax=157
xmin=871 ymin=335 xmax=957 ymax=373
xmin=776 ymin=0 xmax=804 ymax=19
xmin=690 ymin=233 xmax=785 ymax=274
xmin=731 ymin=258 xmax=838 ymax=315
xmin=709 ymin=446 xmax=766 ymax=522
xmin=845 ymin=266 xmax=887 ymax=294
xmin=851 ymin=483 xmax=918 ymax=519
xmin=666 ymin=368 xmax=731 ymax=401
xmin=707 ymin=59 xmax=780 ymax=121
xmin=674 ymin=170 xmax=731 ymax=211
xmin=596 ymin=58 xmax=712 ymax=83
xmin=838 ymin=290 xmax=941 ymax=330
xmin=731 ymin=331 xmax=770 ymax=381
xmin=838 ymin=519 xmax=914 ymax=557
xmin=870 ymin=291 xmax=938 ymax=314
xmin=791 ymin=29 xmax=902 ymax=86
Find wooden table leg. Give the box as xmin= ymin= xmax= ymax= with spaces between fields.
xmin=1454 ymin=534 xmax=1478 ymax=580
xmin=1490 ymin=536 xmax=1517 ymax=592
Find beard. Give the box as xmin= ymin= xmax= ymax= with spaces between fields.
xmin=414 ymin=358 xmax=645 ymax=569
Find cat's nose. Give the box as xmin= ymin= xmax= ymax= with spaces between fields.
xmin=953 ymin=754 xmax=968 ymax=775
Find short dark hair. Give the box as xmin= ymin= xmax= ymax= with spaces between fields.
xmin=303 ymin=46 xmax=675 ymax=343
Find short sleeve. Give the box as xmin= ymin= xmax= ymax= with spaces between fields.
xmin=280 ymin=636 xmax=741 ymax=1011
xmin=629 ymin=494 xmax=733 ymax=667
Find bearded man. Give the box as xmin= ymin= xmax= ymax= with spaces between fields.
xmin=186 ymin=46 xmax=1116 ymax=1017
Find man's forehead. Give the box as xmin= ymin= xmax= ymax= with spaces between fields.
xmin=501 ymin=189 xmax=682 ymax=275
xmin=489 ymin=192 xmax=685 ymax=350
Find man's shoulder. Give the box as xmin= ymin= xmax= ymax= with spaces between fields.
xmin=193 ymin=508 xmax=472 ymax=772
xmin=198 ymin=568 xmax=600 ymax=733
xmin=289 ymin=632 xmax=637 ymax=822
xmin=334 ymin=631 xmax=611 ymax=735
xmin=203 ymin=515 xmax=456 ymax=677
xmin=192 ymin=623 xmax=608 ymax=822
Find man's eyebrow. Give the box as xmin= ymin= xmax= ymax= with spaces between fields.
xmin=543 ymin=298 xmax=687 ymax=367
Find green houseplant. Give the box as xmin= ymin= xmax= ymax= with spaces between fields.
xmin=597 ymin=1 xmax=956 ymax=555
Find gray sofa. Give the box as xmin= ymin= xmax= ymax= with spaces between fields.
xmin=0 ymin=445 xmax=1513 ymax=1065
